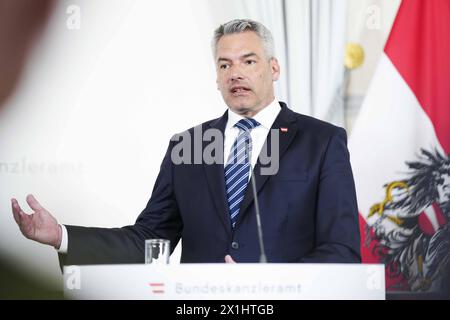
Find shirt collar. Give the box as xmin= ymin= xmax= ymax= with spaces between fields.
xmin=226 ymin=99 xmax=281 ymax=131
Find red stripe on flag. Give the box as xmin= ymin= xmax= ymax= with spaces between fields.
xmin=384 ymin=0 xmax=450 ymax=153
xmin=432 ymin=202 xmax=447 ymax=227
xmin=359 ymin=213 xmax=408 ymax=291
xmin=359 ymin=213 xmax=380 ymax=263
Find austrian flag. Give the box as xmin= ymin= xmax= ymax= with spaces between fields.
xmin=349 ymin=0 xmax=450 ymax=294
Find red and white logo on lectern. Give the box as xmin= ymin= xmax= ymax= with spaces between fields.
xmin=149 ymin=283 xmax=165 ymax=294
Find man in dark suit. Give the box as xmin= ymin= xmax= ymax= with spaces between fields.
xmin=11 ymin=19 xmax=361 ymax=266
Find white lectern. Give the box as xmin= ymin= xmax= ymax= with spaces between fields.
xmin=63 ymin=263 xmax=385 ymax=300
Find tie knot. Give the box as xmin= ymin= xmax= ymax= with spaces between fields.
xmin=234 ymin=118 xmax=260 ymax=132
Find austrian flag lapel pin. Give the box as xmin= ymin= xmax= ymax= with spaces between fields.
xmin=280 ymin=127 xmax=288 ymax=133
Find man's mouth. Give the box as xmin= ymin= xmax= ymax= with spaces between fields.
xmin=230 ymin=86 xmax=251 ymax=96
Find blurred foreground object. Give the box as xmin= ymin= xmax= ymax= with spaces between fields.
xmin=0 ymin=257 xmax=62 ymax=299
xmin=0 ymin=0 xmax=55 ymax=107
xmin=0 ymin=0 xmax=58 ymax=299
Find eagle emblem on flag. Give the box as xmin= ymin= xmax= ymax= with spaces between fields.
xmin=366 ymin=149 xmax=450 ymax=292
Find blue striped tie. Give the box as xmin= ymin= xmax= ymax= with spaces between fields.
xmin=225 ymin=118 xmax=260 ymax=228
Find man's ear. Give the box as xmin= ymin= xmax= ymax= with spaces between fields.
xmin=270 ymin=58 xmax=280 ymax=81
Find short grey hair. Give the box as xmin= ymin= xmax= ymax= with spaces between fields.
xmin=212 ymin=19 xmax=275 ymax=60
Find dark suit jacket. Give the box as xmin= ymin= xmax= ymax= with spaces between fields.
xmin=59 ymin=102 xmax=361 ymax=266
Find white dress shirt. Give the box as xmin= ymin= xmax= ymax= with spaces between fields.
xmin=57 ymin=99 xmax=281 ymax=254
xmin=223 ymin=98 xmax=281 ymax=170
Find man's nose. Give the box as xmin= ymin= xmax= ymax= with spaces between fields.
xmin=229 ymin=65 xmax=244 ymax=82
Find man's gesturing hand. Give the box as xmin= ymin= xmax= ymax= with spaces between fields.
xmin=11 ymin=194 xmax=62 ymax=249
xmin=225 ymin=255 xmax=236 ymax=263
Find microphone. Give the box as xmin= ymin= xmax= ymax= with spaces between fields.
xmin=246 ymin=136 xmax=267 ymax=263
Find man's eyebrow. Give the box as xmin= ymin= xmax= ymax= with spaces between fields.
xmin=242 ymin=52 xmax=258 ymax=59
xmin=217 ymin=57 xmax=231 ymax=63
xmin=217 ymin=53 xmax=260 ymax=63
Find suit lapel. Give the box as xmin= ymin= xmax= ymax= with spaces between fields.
xmin=202 ymin=111 xmax=232 ymax=236
xmin=236 ymin=103 xmax=299 ymax=226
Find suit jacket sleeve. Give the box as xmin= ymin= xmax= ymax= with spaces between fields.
xmin=300 ymin=127 xmax=361 ymax=263
xmin=58 ymin=140 xmax=183 ymax=267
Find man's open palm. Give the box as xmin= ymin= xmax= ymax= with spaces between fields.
xmin=11 ymin=194 xmax=61 ymax=248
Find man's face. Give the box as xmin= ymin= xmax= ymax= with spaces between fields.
xmin=215 ymin=31 xmax=280 ymax=116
